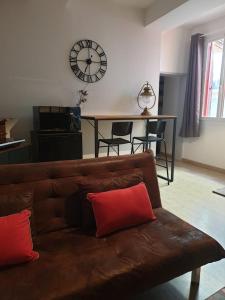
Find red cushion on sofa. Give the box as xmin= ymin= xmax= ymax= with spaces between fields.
xmin=0 ymin=210 xmax=39 ymax=267
xmin=80 ymin=171 xmax=144 ymax=231
xmin=87 ymin=182 xmax=156 ymax=237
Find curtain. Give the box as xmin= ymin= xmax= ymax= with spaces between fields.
xmin=180 ymin=33 xmax=204 ymax=137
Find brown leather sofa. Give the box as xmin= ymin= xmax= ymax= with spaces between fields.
xmin=0 ymin=151 xmax=224 ymax=300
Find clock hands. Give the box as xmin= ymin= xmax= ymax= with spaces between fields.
xmin=84 ymin=64 xmax=89 ymax=73
xmin=77 ymin=59 xmax=100 ymax=63
xmin=75 ymin=48 xmax=103 ymax=75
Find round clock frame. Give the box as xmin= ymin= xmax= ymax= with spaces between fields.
xmin=69 ymin=39 xmax=107 ymax=83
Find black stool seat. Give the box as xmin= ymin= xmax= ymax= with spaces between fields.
xmin=99 ymin=138 xmax=131 ymax=145
xmin=133 ymin=136 xmax=164 ymax=143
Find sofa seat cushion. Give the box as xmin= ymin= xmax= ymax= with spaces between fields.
xmin=0 ymin=208 xmax=224 ymax=300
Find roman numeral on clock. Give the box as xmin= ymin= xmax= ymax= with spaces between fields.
xmin=100 ymin=60 xmax=107 ymax=66
xmin=99 ymin=68 xmax=105 ymax=76
xmin=78 ymin=72 xmax=85 ymax=81
xmin=87 ymin=75 xmax=93 ymax=83
xmin=72 ymin=48 xmax=79 ymax=55
xmin=71 ymin=64 xmax=79 ymax=74
xmin=86 ymin=40 xmax=92 ymax=48
xmin=77 ymin=40 xmax=85 ymax=49
xmin=69 ymin=57 xmax=77 ymax=63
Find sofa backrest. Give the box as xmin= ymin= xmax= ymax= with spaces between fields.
xmin=0 ymin=151 xmax=161 ymax=235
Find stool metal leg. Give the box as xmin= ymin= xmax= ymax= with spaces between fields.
xmin=107 ymin=145 xmax=110 ymax=156
xmin=98 ymin=141 xmax=100 ymax=157
xmin=131 ymin=142 xmax=134 ymax=154
xmin=163 ymin=140 xmax=170 ymax=185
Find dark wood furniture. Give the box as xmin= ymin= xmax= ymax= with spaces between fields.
xmin=33 ymin=106 xmax=81 ymax=132
xmin=31 ymin=131 xmax=82 ymax=162
xmin=0 ymin=143 xmax=31 ymax=164
xmin=81 ymin=114 xmax=177 ymax=183
xmin=31 ymin=106 xmax=82 ymax=162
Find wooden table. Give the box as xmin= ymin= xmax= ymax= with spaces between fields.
xmin=81 ymin=115 xmax=177 ymax=182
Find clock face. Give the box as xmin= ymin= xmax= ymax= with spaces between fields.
xmin=69 ymin=40 xmax=107 ymax=83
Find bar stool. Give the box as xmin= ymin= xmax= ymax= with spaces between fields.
xmin=131 ymin=120 xmax=170 ymax=185
xmin=98 ymin=122 xmax=133 ymax=156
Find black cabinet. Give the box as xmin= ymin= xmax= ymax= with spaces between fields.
xmin=0 ymin=144 xmax=31 ymax=164
xmin=31 ymin=131 xmax=82 ymax=162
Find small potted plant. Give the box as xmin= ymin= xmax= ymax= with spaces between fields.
xmin=77 ymin=89 xmax=88 ymax=107
xmin=70 ymin=89 xmax=88 ymax=131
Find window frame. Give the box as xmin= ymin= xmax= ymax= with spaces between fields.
xmin=202 ymin=33 xmax=225 ymax=119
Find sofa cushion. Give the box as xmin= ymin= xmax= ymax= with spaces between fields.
xmin=0 ymin=208 xmax=224 ymax=300
xmin=0 ymin=152 xmax=162 ymax=235
xmin=88 ymin=182 xmax=156 ymax=237
xmin=0 ymin=191 xmax=33 ymax=216
xmin=0 ymin=190 xmax=35 ymax=235
xmin=80 ymin=171 xmax=143 ymax=230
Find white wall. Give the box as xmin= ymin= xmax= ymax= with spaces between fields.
xmin=182 ymin=15 xmax=225 ymax=169
xmin=0 ymin=0 xmax=161 ymax=156
xmin=182 ymin=119 xmax=225 ymax=168
xmin=160 ymin=27 xmax=190 ymax=74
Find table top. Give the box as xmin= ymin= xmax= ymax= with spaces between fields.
xmin=81 ymin=114 xmax=176 ymax=121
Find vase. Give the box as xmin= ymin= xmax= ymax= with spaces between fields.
xmin=69 ymin=106 xmax=81 ymax=132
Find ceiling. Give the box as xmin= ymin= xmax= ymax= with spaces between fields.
xmin=108 ymin=0 xmax=156 ymax=9
xmin=184 ymin=3 xmax=225 ymax=28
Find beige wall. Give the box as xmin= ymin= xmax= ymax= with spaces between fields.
xmin=0 ymin=0 xmax=161 ymax=156
xmin=160 ymin=27 xmax=190 ymax=75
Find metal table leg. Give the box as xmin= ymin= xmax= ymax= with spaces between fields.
xmin=145 ymin=119 xmax=149 ymax=151
xmin=94 ymin=119 xmax=99 ymax=158
xmin=171 ymin=118 xmax=177 ymax=182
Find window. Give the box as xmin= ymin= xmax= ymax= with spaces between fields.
xmin=202 ymin=38 xmax=225 ymax=118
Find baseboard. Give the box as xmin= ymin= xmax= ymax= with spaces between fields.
xmin=181 ymin=158 xmax=225 ymax=174
xmin=83 ymin=149 xmax=143 ymax=159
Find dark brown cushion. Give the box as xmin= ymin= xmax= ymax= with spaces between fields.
xmin=0 ymin=190 xmax=35 ymax=235
xmin=79 ymin=171 xmax=144 ymax=230
xmin=0 ymin=192 xmax=33 ymax=216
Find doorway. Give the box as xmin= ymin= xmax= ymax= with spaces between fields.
xmin=158 ymin=73 xmax=187 ymax=159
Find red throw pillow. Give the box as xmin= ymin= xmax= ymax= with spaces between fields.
xmin=0 ymin=210 xmax=39 ymax=267
xmin=87 ymin=182 xmax=156 ymax=237
xmin=79 ymin=171 xmax=144 ymax=231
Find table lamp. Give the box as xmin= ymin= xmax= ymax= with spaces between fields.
xmin=137 ymin=81 xmax=156 ymax=116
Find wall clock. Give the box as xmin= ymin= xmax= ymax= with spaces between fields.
xmin=69 ymin=39 xmax=107 ymax=83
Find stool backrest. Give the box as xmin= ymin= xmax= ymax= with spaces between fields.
xmin=147 ymin=121 xmax=166 ymax=137
xmin=112 ymin=122 xmax=133 ymax=140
